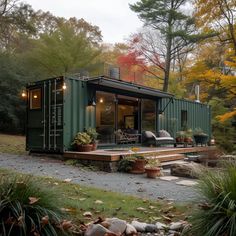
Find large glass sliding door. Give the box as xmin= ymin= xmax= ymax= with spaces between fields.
xmin=96 ymin=91 xmax=157 ymax=144
xmin=96 ymin=91 xmax=116 ymax=144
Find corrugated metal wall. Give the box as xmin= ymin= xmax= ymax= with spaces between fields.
xmin=63 ymin=78 xmax=95 ymax=151
xmin=159 ymin=98 xmax=211 ymax=138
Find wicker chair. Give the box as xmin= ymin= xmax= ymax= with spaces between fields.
xmin=142 ymin=130 xmax=175 ymax=147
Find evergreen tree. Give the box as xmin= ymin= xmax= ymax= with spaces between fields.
xmin=130 ymin=0 xmax=212 ymax=91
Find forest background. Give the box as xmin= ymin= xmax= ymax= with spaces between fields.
xmin=0 ymin=0 xmax=235 ymax=152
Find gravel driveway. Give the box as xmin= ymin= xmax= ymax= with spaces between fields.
xmin=0 ymin=153 xmax=199 ymax=202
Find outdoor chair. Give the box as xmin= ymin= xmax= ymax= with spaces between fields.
xmin=142 ymin=130 xmax=175 ymax=147
xmin=115 ymin=129 xmax=139 ymax=144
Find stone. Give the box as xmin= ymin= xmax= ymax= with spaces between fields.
xmin=145 ymin=224 xmax=158 ymax=232
xmin=169 ymin=222 xmax=184 ymax=230
xmin=170 ymin=163 xmax=202 ymax=178
xmin=84 ymin=224 xmax=114 ymax=236
xmin=105 ymin=218 xmax=127 ymax=235
xmin=168 ymin=230 xmax=180 ymax=235
xmin=131 ymin=220 xmax=147 ymax=232
xmin=125 ymin=223 xmax=137 ymax=235
xmin=155 ymin=222 xmax=167 ymax=230
xmin=159 ymin=176 xmax=179 ymax=181
xmin=175 ymin=180 xmax=198 ymax=187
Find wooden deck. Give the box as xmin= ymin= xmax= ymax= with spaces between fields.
xmin=64 ymin=146 xmax=216 ymax=163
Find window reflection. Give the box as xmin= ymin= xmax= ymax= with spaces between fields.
xmin=96 ymin=91 xmax=115 ymax=144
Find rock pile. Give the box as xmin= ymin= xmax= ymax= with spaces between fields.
xmin=83 ymin=217 xmax=191 ymax=236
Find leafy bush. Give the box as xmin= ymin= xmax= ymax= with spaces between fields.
xmin=71 ymin=132 xmax=92 ymax=145
xmin=0 ymin=174 xmax=70 ymax=236
xmin=191 ymin=160 xmax=236 ymax=236
xmin=85 ymin=127 xmax=99 ymax=142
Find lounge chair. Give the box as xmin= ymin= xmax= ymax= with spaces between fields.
xmin=142 ymin=130 xmax=175 ymax=147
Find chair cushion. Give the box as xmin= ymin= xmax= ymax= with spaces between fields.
xmin=156 ymin=137 xmax=174 ymax=141
xmin=158 ymin=130 xmax=171 ymax=137
xmin=144 ymin=131 xmax=156 ymax=139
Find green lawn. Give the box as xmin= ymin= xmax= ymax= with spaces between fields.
xmin=0 ymin=134 xmax=193 ymax=223
xmin=0 ymin=168 xmax=192 ymax=224
xmin=0 ymin=133 xmax=26 ymax=155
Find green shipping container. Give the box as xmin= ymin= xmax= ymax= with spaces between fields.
xmin=26 ymin=76 xmax=211 ymax=153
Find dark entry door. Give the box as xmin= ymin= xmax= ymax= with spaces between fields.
xmin=27 ymin=78 xmax=64 ymax=152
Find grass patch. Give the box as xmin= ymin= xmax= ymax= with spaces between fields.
xmin=0 ymin=168 xmax=192 ymax=224
xmin=0 ymin=134 xmax=26 ymax=155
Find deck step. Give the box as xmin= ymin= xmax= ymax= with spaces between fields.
xmin=155 ymin=153 xmax=186 ymax=162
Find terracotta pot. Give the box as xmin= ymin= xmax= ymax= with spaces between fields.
xmin=76 ymin=144 xmax=93 ymax=152
xmin=91 ymin=141 xmax=98 ymax=151
xmin=184 ymin=137 xmax=192 ymax=143
xmin=130 ymin=159 xmax=146 ymax=174
xmin=176 ymin=137 xmax=184 ymax=143
xmin=145 ymin=167 xmax=161 ymax=178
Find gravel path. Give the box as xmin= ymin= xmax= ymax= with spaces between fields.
xmin=0 ymin=153 xmax=199 ymax=202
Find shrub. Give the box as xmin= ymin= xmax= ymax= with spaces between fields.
xmin=191 ymin=160 xmax=236 ymax=236
xmin=0 ymin=174 xmax=70 ymax=236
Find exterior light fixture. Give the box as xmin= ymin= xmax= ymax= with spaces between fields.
xmin=99 ymin=98 xmax=104 ymax=103
xmin=62 ymin=82 xmax=67 ymax=90
xmin=33 ymin=95 xmax=38 ymax=99
xmin=21 ymin=90 xmax=27 ymax=98
xmin=88 ymin=99 xmax=96 ymax=106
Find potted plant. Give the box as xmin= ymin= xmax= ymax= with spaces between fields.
xmin=193 ymin=128 xmax=208 ymax=146
xmin=86 ymin=127 xmax=99 ymax=151
xmin=184 ymin=129 xmax=193 ymax=143
xmin=176 ymin=131 xmax=185 ymax=143
xmin=130 ymin=155 xmax=146 ymax=174
xmin=72 ymin=132 xmax=92 ymax=152
xmin=145 ymin=159 xmax=161 ymax=178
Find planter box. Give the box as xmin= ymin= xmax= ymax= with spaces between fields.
xmin=193 ymin=135 xmax=208 ymax=146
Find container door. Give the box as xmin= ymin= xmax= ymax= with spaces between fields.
xmin=27 ymin=86 xmax=45 ymax=151
xmin=45 ymin=79 xmax=64 ymax=152
xmin=27 ymin=78 xmax=64 ymax=153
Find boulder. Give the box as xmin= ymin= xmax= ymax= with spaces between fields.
xmin=145 ymin=224 xmax=158 ymax=232
xmin=85 ymin=224 xmax=116 ymax=236
xmin=169 ymin=221 xmax=185 ymax=230
xmin=125 ymin=223 xmax=137 ymax=235
xmin=170 ymin=162 xmax=202 ymax=178
xmin=131 ymin=220 xmax=147 ymax=232
xmin=105 ymin=218 xmax=127 ymax=235
xmin=156 ymin=222 xmax=167 ymax=230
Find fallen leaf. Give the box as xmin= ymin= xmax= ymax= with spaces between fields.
xmin=95 ymin=200 xmax=103 ymax=204
xmin=41 ymin=216 xmax=49 ymax=225
xmin=79 ymin=198 xmax=86 ymax=201
xmin=161 ymin=215 xmax=172 ymax=222
xmin=136 ymin=207 xmax=146 ymax=211
xmin=83 ymin=211 xmax=92 ymax=218
xmin=60 ymin=208 xmax=77 ymax=212
xmin=63 ymin=178 xmax=72 ymax=183
xmin=29 ymin=197 xmax=40 ymax=205
xmin=61 ymin=220 xmax=73 ymax=230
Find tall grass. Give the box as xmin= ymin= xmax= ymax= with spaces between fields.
xmin=191 ymin=160 xmax=236 ymax=236
xmin=0 ymin=173 xmax=69 ymax=236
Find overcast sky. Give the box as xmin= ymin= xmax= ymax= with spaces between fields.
xmin=23 ymin=0 xmax=143 ymax=44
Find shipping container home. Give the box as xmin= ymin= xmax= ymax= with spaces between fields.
xmin=26 ymin=76 xmax=211 ymax=153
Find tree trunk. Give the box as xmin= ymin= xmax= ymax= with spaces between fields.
xmin=163 ymin=35 xmax=172 ymax=92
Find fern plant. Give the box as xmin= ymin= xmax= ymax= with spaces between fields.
xmin=0 ymin=174 xmax=70 ymax=236
xmin=191 ymin=160 xmax=236 ymax=236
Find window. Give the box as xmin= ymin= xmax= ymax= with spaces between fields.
xmin=30 ymin=88 xmax=42 ymax=110
xmin=181 ymin=110 xmax=187 ymax=128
